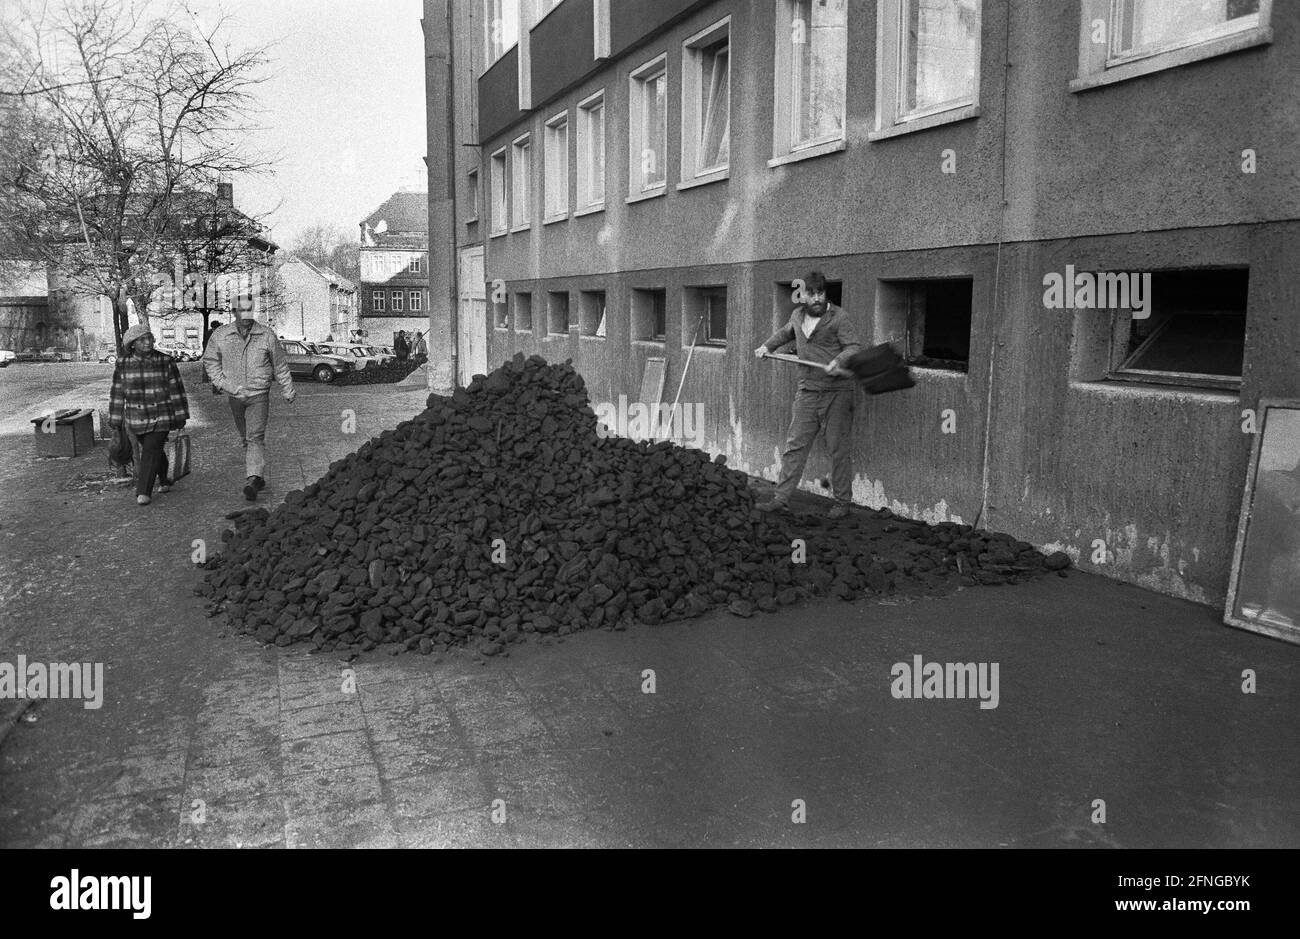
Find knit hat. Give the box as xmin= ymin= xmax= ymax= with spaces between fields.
xmin=122 ymin=323 xmax=152 ymax=352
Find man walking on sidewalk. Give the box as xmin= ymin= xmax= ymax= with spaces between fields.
xmin=202 ymin=312 xmax=296 ymax=501
xmin=753 ymin=271 xmax=861 ymax=519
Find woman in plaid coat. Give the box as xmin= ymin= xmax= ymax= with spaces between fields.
xmin=108 ymin=324 xmax=190 ymax=505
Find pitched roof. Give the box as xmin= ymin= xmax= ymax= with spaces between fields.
xmin=281 ymin=255 xmax=355 ymax=291
xmin=360 ymin=191 xmax=428 ymax=236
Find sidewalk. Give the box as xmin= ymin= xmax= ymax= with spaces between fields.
xmin=0 ymin=369 xmax=1297 ymax=848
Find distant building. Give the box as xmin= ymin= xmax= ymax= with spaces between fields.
xmin=358 ymin=190 xmax=430 ymax=344
xmin=275 ymin=255 xmax=358 ymax=342
xmin=5 ymin=182 xmax=277 ymax=356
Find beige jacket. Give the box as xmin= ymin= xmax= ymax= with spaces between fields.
xmin=202 ymin=321 xmax=295 ymax=399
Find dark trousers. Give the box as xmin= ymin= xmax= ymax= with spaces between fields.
xmin=135 ymin=430 xmax=170 ymax=497
xmin=774 ymin=387 xmax=855 ymax=504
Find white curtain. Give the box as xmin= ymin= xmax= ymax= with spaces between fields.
xmin=700 ymin=45 xmax=730 ymax=169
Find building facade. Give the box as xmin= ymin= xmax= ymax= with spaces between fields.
xmin=424 ymin=0 xmax=1300 ymax=608
xmin=275 ymin=255 xmax=358 ymax=342
xmin=358 ymin=190 xmax=433 ymax=345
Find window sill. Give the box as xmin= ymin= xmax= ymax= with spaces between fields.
xmin=767 ymin=138 xmax=846 ymax=169
xmin=626 ymin=186 xmax=667 ymax=205
xmin=579 ymin=334 xmax=607 ymax=340
xmin=1069 ymin=27 xmax=1272 ymax=93
xmin=543 ymin=212 xmax=570 ymax=226
xmin=869 ymin=104 xmax=981 ymax=142
xmin=691 ymin=342 xmax=726 ymax=351
xmin=509 ymin=222 xmax=533 ymax=234
xmin=494 ymin=326 xmax=510 ymax=332
xmin=633 ymin=338 xmax=666 ymax=346
xmin=906 ymin=364 xmax=969 ymax=379
xmin=489 ymin=228 xmax=508 ymax=239
xmin=515 ymin=327 xmax=534 ymax=334
xmin=465 ymin=217 xmax=479 ymax=225
xmin=574 ymin=202 xmax=606 ymax=217
xmin=1071 ymin=378 xmax=1240 ymax=401
xmin=677 ymin=169 xmax=729 ymax=192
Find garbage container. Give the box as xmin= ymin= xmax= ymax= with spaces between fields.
xmin=31 ymin=408 xmax=96 ymax=457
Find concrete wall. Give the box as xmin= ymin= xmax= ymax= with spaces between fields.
xmin=432 ymin=0 xmax=1300 ymax=607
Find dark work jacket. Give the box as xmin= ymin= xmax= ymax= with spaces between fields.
xmin=761 ymin=303 xmax=863 ymax=391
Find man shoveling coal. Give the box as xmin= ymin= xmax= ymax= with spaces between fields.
xmin=754 ymin=271 xmax=862 ymax=519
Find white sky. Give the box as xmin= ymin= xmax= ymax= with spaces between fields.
xmin=184 ymin=0 xmax=428 ymax=250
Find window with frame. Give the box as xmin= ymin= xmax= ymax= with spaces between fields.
xmin=185 ymin=327 xmax=199 ymax=339
xmin=409 ymin=291 xmax=422 ymax=312
xmin=682 ymin=19 xmax=731 ymax=181
xmin=684 ymin=286 xmax=728 ymax=345
xmin=633 ymin=288 xmax=667 ymax=341
xmin=484 ymin=0 xmax=519 ymax=68
xmin=1074 ymin=0 xmax=1270 ymax=90
xmin=466 ymin=168 xmax=480 ymax=223
xmin=490 ymin=148 xmax=508 ymax=235
xmin=775 ymin=0 xmax=848 ymax=158
xmin=408 ymin=255 xmax=422 ymax=274
xmin=545 ymin=112 xmax=570 ymax=221
xmin=630 ymin=56 xmax=668 ymax=194
xmin=875 ymin=0 xmax=981 ymax=135
xmin=579 ymin=290 xmax=606 ymax=338
xmin=372 ymin=289 xmax=386 ymax=312
xmin=1111 ymin=0 xmax=1262 ymax=61
xmin=391 ymin=290 xmax=404 ymax=312
xmin=547 ymin=291 xmax=570 ymax=334
xmin=511 ymin=134 xmax=531 ymax=229
xmin=1109 ymin=268 xmax=1247 ymax=390
xmin=514 ymin=292 xmax=534 ymax=332
xmin=162 ymin=327 xmax=176 ymax=340
xmin=577 ymin=91 xmax=606 ymax=210
xmin=877 ymin=278 xmax=973 ymax=371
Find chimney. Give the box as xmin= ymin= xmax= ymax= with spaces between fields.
xmin=217 ymin=182 xmax=234 ymax=205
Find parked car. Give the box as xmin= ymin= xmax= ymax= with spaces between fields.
xmin=316 ymin=342 xmax=381 ymax=370
xmin=373 ymin=345 xmax=397 ymax=364
xmin=38 ymin=347 xmax=73 ymax=362
xmin=156 ymin=344 xmax=199 ymax=361
xmin=97 ymin=348 xmax=117 ymax=364
xmin=279 ymin=339 xmax=355 ymax=383
xmin=0 ymin=349 xmax=15 ymax=367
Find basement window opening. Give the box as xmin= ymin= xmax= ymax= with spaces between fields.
xmin=513 ymin=292 xmax=534 ymax=333
xmin=1109 ymin=268 xmax=1248 ymax=391
xmin=547 ymin=291 xmax=570 ymax=335
xmin=633 ymin=288 xmax=667 ymax=342
xmin=580 ymin=290 xmax=607 ymax=338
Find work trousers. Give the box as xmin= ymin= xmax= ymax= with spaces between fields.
xmin=228 ymin=393 xmax=270 ymax=479
xmin=773 ymin=387 xmax=855 ymax=504
xmin=133 ymin=430 xmax=171 ymax=497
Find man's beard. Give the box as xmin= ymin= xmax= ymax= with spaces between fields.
xmin=808 ymin=301 xmax=827 ymax=316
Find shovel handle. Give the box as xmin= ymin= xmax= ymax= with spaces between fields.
xmin=763 ymin=351 xmax=827 ymax=369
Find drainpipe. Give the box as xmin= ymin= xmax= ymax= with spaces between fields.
xmin=445 ymin=0 xmax=460 ymax=387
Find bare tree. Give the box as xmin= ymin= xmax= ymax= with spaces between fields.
xmin=291 ymin=222 xmax=359 ymax=283
xmin=0 ymin=0 xmax=273 ymax=347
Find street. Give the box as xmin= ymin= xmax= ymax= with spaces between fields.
xmin=1 ymin=364 xmax=1297 ymax=849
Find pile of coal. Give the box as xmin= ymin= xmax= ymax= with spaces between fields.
xmin=196 ymin=354 xmax=1066 ymax=656
xmin=337 ymin=358 xmax=424 ymax=386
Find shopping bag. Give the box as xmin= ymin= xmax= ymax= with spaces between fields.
xmin=165 ymin=431 xmax=192 ymax=480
